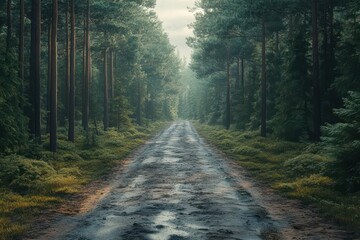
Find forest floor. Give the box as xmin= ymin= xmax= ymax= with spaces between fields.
xmin=23 ymin=121 xmax=356 ymax=240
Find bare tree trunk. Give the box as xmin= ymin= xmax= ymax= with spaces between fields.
xmin=50 ymin=0 xmax=58 ymax=152
xmin=103 ymin=48 xmax=109 ymax=131
xmin=82 ymin=0 xmax=90 ymax=131
xmin=46 ymin=18 xmax=52 ymax=134
xmin=29 ymin=0 xmax=41 ymax=143
xmin=63 ymin=0 xmax=70 ymax=127
xmin=261 ymin=18 xmax=267 ymax=137
xmin=225 ymin=52 xmax=231 ymax=130
xmin=312 ymin=0 xmax=321 ymax=141
xmin=19 ymin=0 xmax=24 ymax=83
xmin=68 ymin=0 xmax=76 ymax=142
xmin=240 ymin=58 xmax=245 ymax=104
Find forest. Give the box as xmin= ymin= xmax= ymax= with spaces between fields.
xmin=0 ymin=0 xmax=359 ymax=239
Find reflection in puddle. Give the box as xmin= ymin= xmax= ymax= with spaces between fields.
xmin=149 ymin=211 xmax=189 ymax=240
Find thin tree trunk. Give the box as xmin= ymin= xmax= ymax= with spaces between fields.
xmin=46 ymin=18 xmax=52 ymax=134
xmin=63 ymin=0 xmax=70 ymax=127
xmin=103 ymin=48 xmax=109 ymax=131
xmin=82 ymin=0 xmax=90 ymax=131
xmin=29 ymin=0 xmax=41 ymax=143
xmin=312 ymin=0 xmax=321 ymax=141
xmin=235 ymin=57 xmax=240 ymax=90
xmin=261 ymin=18 xmax=267 ymax=137
xmin=109 ymin=49 xmax=114 ymax=99
xmin=240 ymin=58 xmax=245 ymax=104
xmin=225 ymin=53 xmax=231 ymax=130
xmin=50 ymin=0 xmax=58 ymax=152
xmin=19 ymin=0 xmax=24 ymax=83
xmin=68 ymin=0 xmax=76 ymax=142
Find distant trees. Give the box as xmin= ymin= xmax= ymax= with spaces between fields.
xmin=184 ymin=0 xmax=360 ymax=142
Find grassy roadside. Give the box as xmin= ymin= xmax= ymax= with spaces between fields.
xmin=0 ymin=122 xmax=168 ymax=240
xmin=193 ymin=122 xmax=360 ymax=234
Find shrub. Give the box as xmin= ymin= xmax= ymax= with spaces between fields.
xmin=284 ymin=153 xmax=331 ymax=177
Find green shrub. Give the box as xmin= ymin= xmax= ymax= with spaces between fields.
xmin=284 ymin=153 xmax=331 ymax=177
xmin=0 ymin=155 xmax=55 ymax=192
xmin=232 ymin=146 xmax=260 ymax=156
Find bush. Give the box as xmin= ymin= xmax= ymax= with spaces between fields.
xmin=0 ymin=155 xmax=55 ymax=193
xmin=232 ymin=146 xmax=260 ymax=156
xmin=284 ymin=154 xmax=331 ymax=177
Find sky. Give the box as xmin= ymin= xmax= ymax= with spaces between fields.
xmin=154 ymin=0 xmax=196 ymax=62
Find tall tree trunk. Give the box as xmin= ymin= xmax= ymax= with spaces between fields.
xmin=29 ymin=0 xmax=41 ymax=143
xmin=63 ymin=0 xmax=70 ymax=127
xmin=46 ymin=18 xmax=52 ymax=134
xmin=6 ymin=0 xmax=12 ymax=52
xmin=68 ymin=0 xmax=76 ymax=142
xmin=82 ymin=0 xmax=90 ymax=131
xmin=225 ymin=53 xmax=231 ymax=130
xmin=312 ymin=0 xmax=321 ymax=141
xmin=109 ymin=49 xmax=114 ymax=100
xmin=103 ymin=48 xmax=109 ymax=131
xmin=261 ymin=18 xmax=267 ymax=137
xmin=136 ymin=78 xmax=142 ymax=125
xmin=240 ymin=58 xmax=245 ymax=104
xmin=50 ymin=0 xmax=58 ymax=152
xmin=235 ymin=57 xmax=240 ymax=91
xmin=19 ymin=0 xmax=24 ymax=82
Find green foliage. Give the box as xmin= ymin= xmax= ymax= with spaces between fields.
xmin=0 ymin=155 xmax=55 ymax=193
xmin=284 ymin=154 xmax=331 ymax=177
xmin=322 ymin=91 xmax=360 ymax=192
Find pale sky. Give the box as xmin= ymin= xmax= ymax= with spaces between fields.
xmin=154 ymin=0 xmax=196 ymax=61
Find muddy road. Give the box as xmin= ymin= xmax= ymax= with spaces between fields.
xmin=32 ymin=121 xmax=353 ymax=240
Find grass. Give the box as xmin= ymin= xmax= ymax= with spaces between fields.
xmin=193 ymin=122 xmax=360 ymax=234
xmin=0 ymin=121 xmax=167 ymax=240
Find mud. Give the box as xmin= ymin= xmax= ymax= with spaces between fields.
xmin=28 ymin=121 xmax=355 ymax=240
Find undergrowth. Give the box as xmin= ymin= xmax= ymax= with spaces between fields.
xmin=194 ymin=122 xmax=360 ymax=234
xmin=0 ymin=122 xmax=167 ymax=240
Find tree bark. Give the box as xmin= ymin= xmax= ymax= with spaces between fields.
xmin=63 ymin=0 xmax=70 ymax=127
xmin=261 ymin=18 xmax=267 ymax=137
xmin=312 ymin=0 xmax=321 ymax=141
xmin=240 ymin=58 xmax=245 ymax=104
xmin=225 ymin=53 xmax=231 ymax=130
xmin=50 ymin=0 xmax=58 ymax=152
xmin=29 ymin=0 xmax=41 ymax=143
xmin=19 ymin=0 xmax=24 ymax=82
xmin=103 ymin=48 xmax=109 ymax=131
xmin=68 ymin=0 xmax=76 ymax=142
xmin=46 ymin=18 xmax=52 ymax=134
xmin=82 ymin=0 xmax=90 ymax=131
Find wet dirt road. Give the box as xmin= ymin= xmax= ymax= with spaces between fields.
xmin=34 ymin=121 xmax=352 ymax=240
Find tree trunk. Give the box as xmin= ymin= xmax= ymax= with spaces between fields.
xmin=240 ymin=58 xmax=245 ymax=104
xmin=109 ymin=49 xmax=114 ymax=100
xmin=225 ymin=53 xmax=231 ymax=130
xmin=29 ymin=0 xmax=41 ymax=143
xmin=46 ymin=18 xmax=52 ymax=134
xmin=50 ymin=0 xmax=58 ymax=152
xmin=82 ymin=0 xmax=90 ymax=131
xmin=312 ymin=0 xmax=321 ymax=141
xmin=63 ymin=0 xmax=70 ymax=127
xmin=19 ymin=0 xmax=24 ymax=83
xmin=103 ymin=48 xmax=109 ymax=131
xmin=261 ymin=18 xmax=267 ymax=137
xmin=68 ymin=0 xmax=76 ymax=142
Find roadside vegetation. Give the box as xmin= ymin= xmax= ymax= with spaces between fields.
xmin=194 ymin=122 xmax=360 ymax=233
xmin=0 ymin=122 xmax=166 ymax=240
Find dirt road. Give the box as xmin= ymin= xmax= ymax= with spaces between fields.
xmin=32 ymin=121 xmax=353 ymax=240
